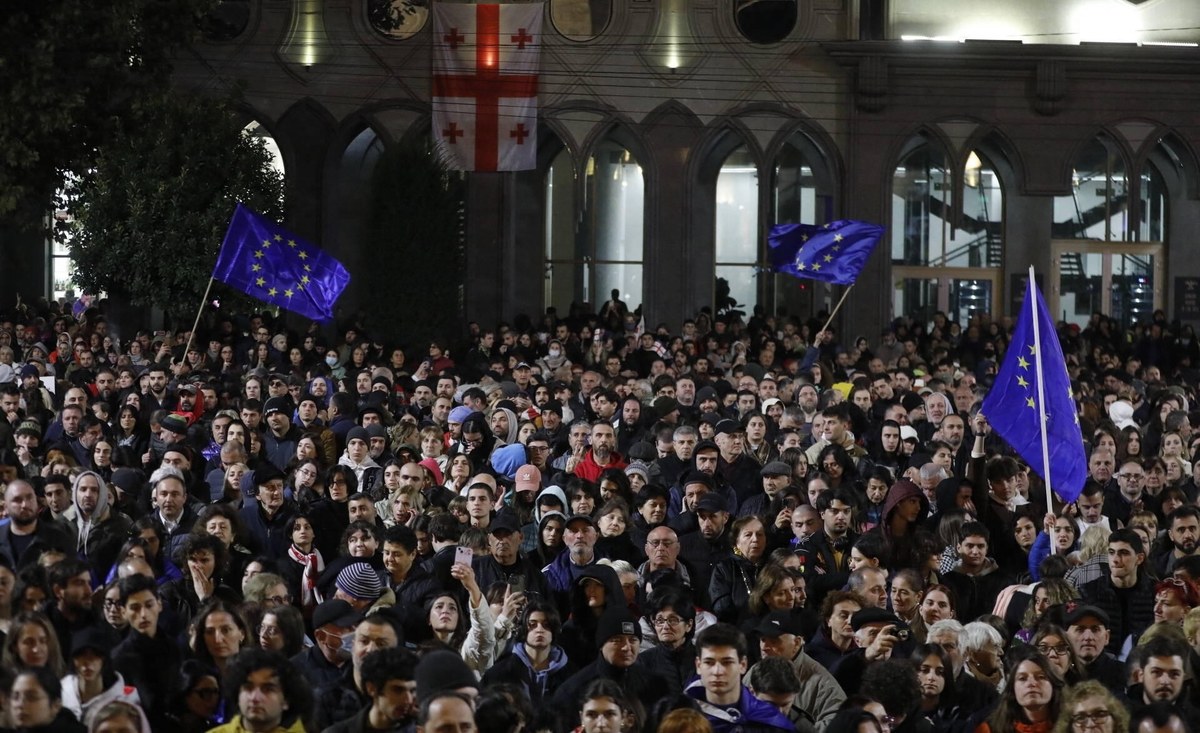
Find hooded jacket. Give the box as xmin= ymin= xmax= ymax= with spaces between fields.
xmin=871 ymin=478 xmax=933 ymax=572
xmin=684 ymin=679 xmax=795 ymax=733
xmin=490 ymin=406 xmax=520 ymax=445
xmin=481 ymin=642 xmax=575 ymax=705
xmin=59 ymin=469 xmax=132 ymax=574
xmin=558 ymin=564 xmax=628 ymax=665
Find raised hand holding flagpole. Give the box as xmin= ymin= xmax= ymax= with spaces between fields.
xmin=767 ymin=218 xmax=886 ymax=346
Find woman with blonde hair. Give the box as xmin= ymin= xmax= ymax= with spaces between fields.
xmin=1051 ymin=679 xmax=1129 ymax=733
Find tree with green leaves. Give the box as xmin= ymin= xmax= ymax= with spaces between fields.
xmin=63 ymin=90 xmax=284 ymax=323
xmin=360 ymin=142 xmax=466 ymax=344
xmin=0 ymin=0 xmax=216 ymax=224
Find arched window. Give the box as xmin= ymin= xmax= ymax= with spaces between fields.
xmin=772 ymin=130 xmax=837 ymax=316
xmin=243 ymin=122 xmax=286 ymax=181
xmin=715 ymin=146 xmax=759 ymax=313
xmin=1052 ymin=135 xmax=1162 ymax=330
xmin=367 ymin=0 xmax=429 ymax=40
xmin=544 ymin=136 xmax=644 ymax=312
xmin=735 ymin=0 xmax=797 ymax=44
xmin=551 ymin=0 xmax=611 ymax=41
xmin=891 ymin=138 xmax=1003 ymax=327
xmin=200 ymin=0 xmax=251 ymax=42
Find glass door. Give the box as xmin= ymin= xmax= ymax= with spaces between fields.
xmin=892 ymin=267 xmax=1000 ymax=328
xmin=1051 ymin=241 xmax=1163 ymax=330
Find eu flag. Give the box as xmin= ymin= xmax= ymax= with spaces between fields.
xmin=768 ymin=219 xmax=885 ymax=286
xmin=981 ymin=278 xmax=1087 ymax=502
xmin=214 ymin=204 xmax=350 ymax=322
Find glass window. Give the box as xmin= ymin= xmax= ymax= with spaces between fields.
xmin=544 ymin=138 xmax=644 ymax=312
xmin=367 ymin=0 xmax=429 ymax=40
xmin=892 ymin=143 xmax=1002 ymax=268
xmin=551 ymin=0 xmax=611 ymax=41
xmin=715 ymin=147 xmax=759 ymax=312
xmin=735 ymin=0 xmax=797 ymax=44
xmin=1052 ymin=137 xmax=1128 ymax=242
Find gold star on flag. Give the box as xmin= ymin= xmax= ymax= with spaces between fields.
xmin=832 ymin=245 xmax=841 ymax=251
xmin=1027 ymin=344 xmax=1037 ymax=355
xmin=273 ymin=234 xmax=282 ymax=241
xmin=1017 ymin=375 xmax=1029 ymax=388
xmin=797 ymin=262 xmax=807 ymax=271
xmin=1026 ymin=397 xmax=1035 ymax=408
xmin=261 ymin=239 xmax=270 ymax=247
xmin=800 ymin=235 xmax=809 ymax=242
xmin=303 ymin=264 xmax=311 ymax=272
xmin=284 ymin=288 xmax=294 ymax=298
xmin=267 ymin=287 xmax=278 ymax=297
xmin=298 ymin=251 xmax=309 ymax=260
xmin=255 ymin=277 xmax=265 ymax=287
xmin=300 ymin=275 xmax=310 ymax=285
xmin=812 ymin=263 xmax=822 ymax=271
xmin=296 ymin=283 xmax=304 ymax=291
xmin=251 ymin=264 xmax=261 ymax=272
xmin=288 ymin=239 xmax=297 ymax=248
xmin=1018 ymin=356 xmax=1030 ymax=369
xmin=254 ymin=250 xmax=264 ymax=259
xmin=823 ymin=254 xmax=833 ymax=262
xmin=833 ymin=233 xmax=844 ymax=242
xmin=823 ymin=223 xmax=832 ymax=229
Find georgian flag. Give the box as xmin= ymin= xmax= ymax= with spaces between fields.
xmin=432 ymin=2 xmax=543 ymax=172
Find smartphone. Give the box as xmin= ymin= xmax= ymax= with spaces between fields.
xmin=454 ymin=545 xmax=473 ymax=567
xmin=508 ymin=575 xmax=526 ymax=594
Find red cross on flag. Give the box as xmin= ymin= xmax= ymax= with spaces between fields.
xmin=432 ymin=2 xmax=543 ymax=172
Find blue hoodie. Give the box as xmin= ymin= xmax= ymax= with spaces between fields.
xmin=684 ymin=679 xmax=794 ymax=733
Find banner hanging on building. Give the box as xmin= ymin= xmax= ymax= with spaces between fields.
xmin=432 ymin=2 xmax=543 ymax=172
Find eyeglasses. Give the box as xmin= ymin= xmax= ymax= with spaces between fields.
xmin=653 ymin=616 xmax=684 ymax=627
xmin=265 ymin=595 xmax=291 ymax=605
xmin=1071 ymin=710 xmax=1112 ymax=728
xmin=259 ymin=625 xmax=281 ymax=636
xmin=1036 ymin=643 xmax=1070 ymax=657
xmin=1117 ymin=473 xmax=1145 ymax=480
xmin=103 ymin=599 xmax=122 ymax=609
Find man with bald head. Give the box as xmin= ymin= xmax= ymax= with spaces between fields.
xmin=638 ymin=526 xmax=694 ymax=588
xmin=0 ymin=480 xmax=73 ymax=569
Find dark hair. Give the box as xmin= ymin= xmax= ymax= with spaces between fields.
xmin=851 ymin=533 xmax=888 ymax=565
xmin=861 ymin=658 xmax=922 ymax=718
xmin=13 ymin=666 xmax=62 ymax=703
xmin=260 ymin=604 xmax=306 ymax=657
xmin=521 ymin=598 xmax=562 ymax=642
xmin=909 ymin=643 xmax=957 ymax=705
xmin=222 ymin=649 xmax=312 ymax=729
xmin=1109 ymin=528 xmax=1145 ymax=555
xmin=117 ymin=574 xmax=157 ymax=604
xmin=359 ymin=647 xmax=419 ymax=695
xmin=48 ymin=558 xmax=90 ymax=590
xmin=418 ymin=692 xmax=475 ymax=725
xmin=475 ymin=684 xmax=535 ymax=733
xmin=173 ymin=533 xmax=227 ymax=576
xmin=429 ymin=513 xmax=463 ymax=543
xmin=694 ymin=622 xmax=747 ymax=659
xmin=579 ymin=678 xmax=628 ymax=709
xmin=986 ymin=646 xmax=1063 ymax=732
xmin=382 ymin=524 xmax=419 ymax=553
xmin=340 ymin=519 xmax=382 ymax=554
xmin=958 ymin=521 xmax=990 ymax=544
xmin=748 ymin=655 xmax=801 ymax=696
xmin=168 ymin=660 xmax=221 ymax=717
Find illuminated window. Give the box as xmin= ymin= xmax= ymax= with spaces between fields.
xmin=715 ymin=147 xmax=759 ymax=312
xmin=544 ymin=137 xmax=643 ymax=312
xmin=551 ymin=0 xmax=611 ymax=41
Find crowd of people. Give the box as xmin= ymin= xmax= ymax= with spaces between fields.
xmin=0 ymin=299 xmax=1197 ymax=733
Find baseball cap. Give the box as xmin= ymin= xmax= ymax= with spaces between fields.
xmin=515 ymin=464 xmax=541 ymax=493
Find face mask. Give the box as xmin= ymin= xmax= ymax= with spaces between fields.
xmin=549 ymin=348 xmax=561 ymax=357
xmin=325 ymin=356 xmax=338 ymax=367
xmin=340 ymin=631 xmax=356 ymax=654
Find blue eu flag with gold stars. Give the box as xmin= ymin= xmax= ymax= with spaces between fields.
xmin=213 ymin=204 xmax=350 ymax=322
xmin=981 ymin=278 xmax=1087 ymax=502
xmin=768 ymin=219 xmax=885 ymax=285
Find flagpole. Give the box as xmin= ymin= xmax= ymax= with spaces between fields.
xmin=177 ymin=276 xmax=215 ymax=368
xmin=1027 ymin=265 xmax=1055 ymax=512
xmin=817 ymin=285 xmax=855 ymax=336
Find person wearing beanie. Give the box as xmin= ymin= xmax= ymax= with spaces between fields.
xmin=415 ymin=649 xmax=479 ymax=703
xmin=549 ymin=606 xmax=667 ymax=728
xmin=333 ymin=561 xmax=386 ymax=614
xmin=338 ymin=425 xmax=383 ymax=498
